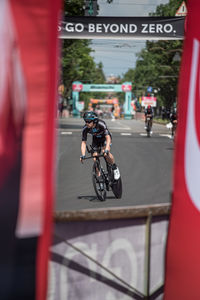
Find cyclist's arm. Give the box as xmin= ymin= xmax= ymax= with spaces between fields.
xmin=105 ymin=134 xmax=111 ymax=152
xmin=80 ymin=126 xmax=88 ymax=161
xmin=81 ymin=141 xmax=86 ymax=157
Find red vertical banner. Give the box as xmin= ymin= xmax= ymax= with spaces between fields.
xmin=164 ymin=1 xmax=200 ymax=299
xmin=0 ymin=0 xmax=61 ymax=299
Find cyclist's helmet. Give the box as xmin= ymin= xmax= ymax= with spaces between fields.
xmin=83 ymin=111 xmax=98 ymax=123
xmin=147 ymin=105 xmax=151 ymax=109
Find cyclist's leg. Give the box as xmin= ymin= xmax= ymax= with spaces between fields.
xmin=150 ymin=117 xmax=153 ymax=129
xmin=92 ymin=138 xmax=101 ymax=176
xmin=92 ymin=152 xmax=101 ymax=176
xmin=101 ymin=139 xmax=114 ymax=165
xmin=145 ymin=117 xmax=147 ymax=128
xmin=104 ymin=149 xmax=114 ymax=165
xmin=102 ymin=142 xmax=120 ymax=180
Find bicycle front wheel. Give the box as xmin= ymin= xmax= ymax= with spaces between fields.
xmin=146 ymin=122 xmax=151 ymax=137
xmin=92 ymin=163 xmax=106 ymax=201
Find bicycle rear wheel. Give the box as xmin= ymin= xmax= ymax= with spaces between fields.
xmin=92 ymin=162 xmax=106 ymax=201
xmin=111 ymin=177 xmax=122 ymax=199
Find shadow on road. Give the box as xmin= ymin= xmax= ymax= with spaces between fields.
xmin=165 ymin=147 xmax=174 ymax=150
xmin=78 ymin=195 xmax=116 ymax=202
xmin=78 ymin=195 xmax=97 ymax=202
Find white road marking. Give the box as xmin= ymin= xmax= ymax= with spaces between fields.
xmin=140 ymin=133 xmax=148 ymax=136
xmin=110 ymin=127 xmax=131 ymax=130
xmin=61 ymin=131 xmax=72 ymax=135
xmin=121 ymin=133 xmax=132 ymax=136
xmin=159 ymin=134 xmax=172 ymax=139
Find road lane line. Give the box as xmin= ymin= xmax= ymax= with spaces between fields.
xmin=140 ymin=133 xmax=148 ymax=136
xmin=121 ymin=132 xmax=132 ymax=135
xmin=159 ymin=134 xmax=172 ymax=139
xmin=61 ymin=131 xmax=72 ymax=135
xmin=110 ymin=127 xmax=131 ymax=130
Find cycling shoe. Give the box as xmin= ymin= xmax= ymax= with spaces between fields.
xmin=112 ymin=164 xmax=120 ymax=180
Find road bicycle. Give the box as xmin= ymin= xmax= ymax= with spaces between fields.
xmin=83 ymin=145 xmax=122 ymax=201
xmin=171 ymin=120 xmax=177 ymax=139
xmin=146 ymin=117 xmax=152 ymax=137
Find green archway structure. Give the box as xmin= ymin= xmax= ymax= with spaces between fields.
xmin=72 ymin=81 xmax=133 ymax=119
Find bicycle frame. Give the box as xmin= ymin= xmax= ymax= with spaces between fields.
xmin=83 ymin=145 xmax=122 ymax=200
xmin=84 ymin=151 xmax=111 ymax=185
xmin=146 ymin=117 xmax=151 ymax=137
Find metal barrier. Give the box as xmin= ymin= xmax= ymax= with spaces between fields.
xmin=49 ymin=204 xmax=171 ymax=300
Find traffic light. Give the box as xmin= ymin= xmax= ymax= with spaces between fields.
xmin=85 ymin=0 xmax=98 ymax=16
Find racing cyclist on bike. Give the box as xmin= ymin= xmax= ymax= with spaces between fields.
xmin=80 ymin=111 xmax=120 ymax=181
xmin=144 ymin=105 xmax=154 ymax=134
xmin=170 ymin=108 xmax=178 ymax=139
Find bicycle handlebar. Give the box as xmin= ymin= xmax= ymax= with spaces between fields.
xmin=83 ymin=154 xmax=105 ymax=160
xmin=83 ymin=144 xmax=107 ymax=160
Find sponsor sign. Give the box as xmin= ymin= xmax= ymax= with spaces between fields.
xmin=59 ymin=17 xmax=185 ymax=40
xmin=49 ymin=216 xmax=169 ymax=299
xmin=165 ymin=1 xmax=200 ymax=299
xmin=0 ymin=0 xmax=60 ymax=298
xmin=72 ymin=83 xmax=83 ymax=91
xmin=122 ymin=84 xmax=132 ymax=92
xmin=141 ymin=96 xmax=157 ymax=107
xmin=89 ymin=84 xmax=115 ymax=92
xmin=90 ymin=98 xmax=118 ymax=104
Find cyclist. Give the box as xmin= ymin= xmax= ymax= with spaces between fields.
xmin=80 ymin=111 xmax=120 ymax=181
xmin=170 ymin=109 xmax=178 ymax=138
xmin=144 ymin=105 xmax=154 ymax=133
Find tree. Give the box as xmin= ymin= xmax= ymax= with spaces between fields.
xmin=61 ymin=0 xmax=105 ymax=109
xmin=121 ymin=0 xmax=184 ymax=109
xmin=150 ymin=0 xmax=187 ymax=17
xmin=63 ymin=0 xmax=85 ymax=16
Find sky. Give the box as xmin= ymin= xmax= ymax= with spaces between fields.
xmin=91 ymin=0 xmax=170 ymax=78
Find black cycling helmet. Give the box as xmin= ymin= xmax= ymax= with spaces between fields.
xmin=83 ymin=111 xmax=98 ymax=123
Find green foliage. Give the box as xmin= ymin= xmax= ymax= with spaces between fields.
xmin=121 ymin=68 xmax=135 ymax=83
xmin=132 ymin=40 xmax=183 ymax=108
xmin=150 ymin=0 xmax=187 ymax=16
xmin=63 ymin=0 xmax=85 ymax=16
xmin=61 ymin=0 xmax=105 ymax=108
xmin=120 ymin=0 xmax=184 ymax=109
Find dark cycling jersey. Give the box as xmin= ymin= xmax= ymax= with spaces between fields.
xmin=82 ymin=119 xmax=111 ymax=141
xmin=144 ymin=108 xmax=154 ymax=117
xmin=82 ymin=119 xmax=112 ymax=151
xmin=170 ymin=113 xmax=177 ymax=123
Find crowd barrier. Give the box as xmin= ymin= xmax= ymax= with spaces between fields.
xmin=48 ymin=204 xmax=171 ymax=300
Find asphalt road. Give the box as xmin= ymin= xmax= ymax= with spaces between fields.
xmin=56 ymin=117 xmax=174 ymax=211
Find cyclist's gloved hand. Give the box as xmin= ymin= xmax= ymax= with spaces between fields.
xmin=80 ymin=155 xmax=86 ymax=163
xmin=104 ymin=150 xmax=109 ymax=156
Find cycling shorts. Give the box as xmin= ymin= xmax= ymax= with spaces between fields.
xmin=92 ymin=136 xmax=112 ymax=153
